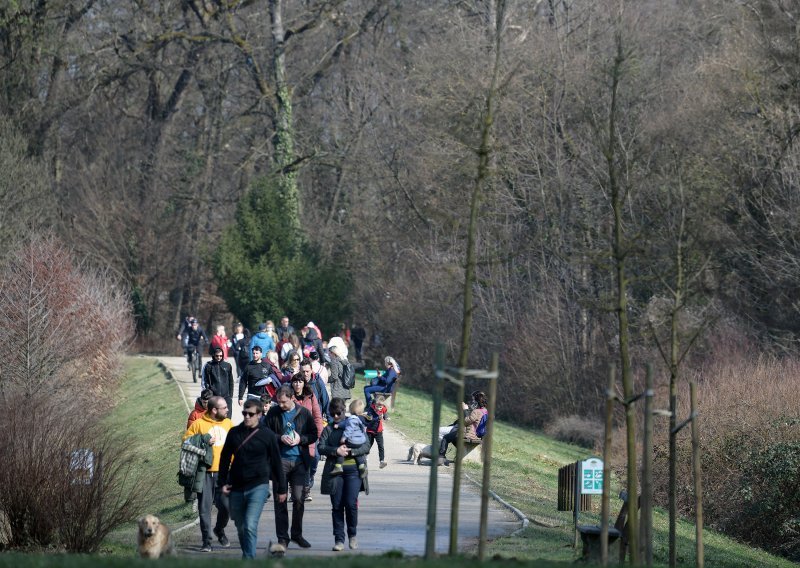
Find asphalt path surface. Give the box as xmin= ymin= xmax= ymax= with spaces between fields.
xmin=160 ymin=355 xmax=520 ymax=558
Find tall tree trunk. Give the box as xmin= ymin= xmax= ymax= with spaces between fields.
xmin=270 ymin=0 xmax=301 ymax=256
xmin=607 ymin=32 xmax=639 ymax=566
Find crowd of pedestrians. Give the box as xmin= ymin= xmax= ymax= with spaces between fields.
xmin=178 ymin=316 xmax=399 ymax=558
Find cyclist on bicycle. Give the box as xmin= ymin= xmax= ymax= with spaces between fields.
xmin=183 ymin=318 xmax=209 ymax=368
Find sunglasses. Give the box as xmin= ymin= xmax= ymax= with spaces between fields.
xmin=242 ymin=411 xmax=260 ymax=418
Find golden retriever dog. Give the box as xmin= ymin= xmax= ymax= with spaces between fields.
xmin=137 ymin=514 xmax=175 ymax=559
xmin=407 ymin=443 xmax=433 ymax=464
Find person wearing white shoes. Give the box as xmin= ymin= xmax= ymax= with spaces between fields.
xmin=318 ymin=397 xmax=371 ymax=551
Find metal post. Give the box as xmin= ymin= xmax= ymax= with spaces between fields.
xmin=425 ymin=344 xmax=446 ymax=559
xmin=641 ymin=365 xmax=654 ymax=566
xmin=690 ymin=382 xmax=704 ymax=568
xmin=573 ymin=459 xmax=581 ymax=548
xmin=449 ymin=368 xmax=467 ymax=555
xmin=477 ymin=353 xmax=499 ymax=561
xmin=601 ymin=363 xmax=615 ymax=566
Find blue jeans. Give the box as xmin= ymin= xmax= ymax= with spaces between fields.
xmin=229 ymin=483 xmax=270 ymax=559
xmin=364 ymin=384 xmax=386 ymax=403
xmin=330 ymin=464 xmax=361 ymax=543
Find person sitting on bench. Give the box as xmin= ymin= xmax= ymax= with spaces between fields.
xmin=437 ymin=390 xmax=488 ymax=465
xmin=364 ymin=356 xmax=401 ymax=403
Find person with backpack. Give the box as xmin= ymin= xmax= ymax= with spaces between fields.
xmin=437 ymin=390 xmax=488 ymax=465
xmin=327 ymin=336 xmax=354 ymax=404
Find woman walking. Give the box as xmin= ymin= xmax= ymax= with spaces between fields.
xmin=318 ymin=397 xmax=371 ymax=551
xmin=327 ymin=336 xmax=352 ymax=403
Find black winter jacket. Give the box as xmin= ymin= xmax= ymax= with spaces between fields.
xmin=217 ymin=424 xmax=287 ymax=493
xmin=202 ymin=360 xmax=234 ymax=398
xmin=261 ymin=403 xmax=318 ymax=469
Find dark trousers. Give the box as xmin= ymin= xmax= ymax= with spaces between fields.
xmin=369 ymin=432 xmax=385 ymax=461
xmin=274 ymin=458 xmax=308 ymax=542
xmin=439 ymin=426 xmax=458 ymax=457
xmin=198 ymin=471 xmax=229 ymax=546
xmin=330 ymin=464 xmax=361 ymax=543
xmin=307 ymin=442 xmax=320 ymax=490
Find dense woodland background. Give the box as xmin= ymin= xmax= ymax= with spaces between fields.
xmin=2 ymin=0 xmax=800 ymax=557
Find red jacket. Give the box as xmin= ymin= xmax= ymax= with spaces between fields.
xmin=293 ymin=392 xmax=324 ymax=456
xmin=210 ymin=334 xmax=230 ymax=358
xmin=365 ymin=402 xmax=387 ymax=434
xmin=186 ymin=399 xmax=207 ymax=429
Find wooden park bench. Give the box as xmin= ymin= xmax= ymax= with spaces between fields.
xmin=442 ymin=438 xmax=483 ymax=465
xmin=577 ymin=491 xmax=639 ymax=563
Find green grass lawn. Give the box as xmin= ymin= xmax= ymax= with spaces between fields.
xmin=1 ymin=360 xmax=791 ymax=568
xmin=99 ymin=357 xmax=196 ymax=554
xmin=383 ymin=378 xmax=796 ymax=567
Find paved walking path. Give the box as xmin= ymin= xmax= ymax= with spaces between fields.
xmin=160 ymin=356 xmax=520 ymax=558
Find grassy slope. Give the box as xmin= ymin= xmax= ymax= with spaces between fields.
xmin=4 ymin=359 xmax=789 ymax=567
xmin=383 ymin=378 xmax=795 ymax=567
xmin=100 ymin=357 xmax=195 ymax=554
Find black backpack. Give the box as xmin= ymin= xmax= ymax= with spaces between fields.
xmin=342 ymin=360 xmax=356 ymax=389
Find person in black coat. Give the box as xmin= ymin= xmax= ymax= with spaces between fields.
xmin=218 ymin=399 xmax=287 ymax=558
xmin=203 ymin=347 xmax=235 ymax=414
xmin=318 ymin=397 xmax=371 ymax=551
xmin=230 ymin=322 xmax=251 ymax=378
xmin=261 ymin=385 xmax=319 ymax=551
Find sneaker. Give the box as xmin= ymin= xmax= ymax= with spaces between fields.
xmin=330 ymin=464 xmax=343 ymax=476
xmin=332 ymin=542 xmax=344 ymax=552
xmin=213 ymin=527 xmax=230 ymax=547
xmin=291 ymin=536 xmax=312 ymax=548
xmin=200 ymin=543 xmax=212 ymax=553
xmin=358 ymin=464 xmax=368 ymax=479
xmin=379 ymin=461 xmax=388 ymax=469
xmin=349 ymin=536 xmax=358 ymax=550
xmin=437 ymin=455 xmax=446 ymax=466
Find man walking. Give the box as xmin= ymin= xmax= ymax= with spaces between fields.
xmin=262 ymin=385 xmax=318 ymax=551
xmin=219 ymin=399 xmax=287 ymax=559
xmin=184 ymin=396 xmax=233 ymax=552
xmin=238 ymin=345 xmax=280 ymax=406
xmin=203 ymin=347 xmax=235 ymax=415
xmin=276 ymin=316 xmax=294 ymax=341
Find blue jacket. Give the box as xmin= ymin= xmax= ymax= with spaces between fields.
xmin=373 ymin=368 xmax=398 ymax=392
xmin=249 ymin=331 xmax=275 ymax=360
xmin=308 ymin=375 xmax=330 ymax=421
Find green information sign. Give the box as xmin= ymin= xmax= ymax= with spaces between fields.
xmin=581 ymin=457 xmax=604 ymax=495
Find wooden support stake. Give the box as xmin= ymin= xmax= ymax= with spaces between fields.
xmin=425 ymin=344 xmax=445 ymax=559
xmin=477 ymin=353 xmax=499 ymax=561
xmin=690 ymin=382 xmax=704 ymax=568
xmin=601 ymin=363 xmax=615 ymax=566
xmin=641 ymin=365 xmax=654 ymax=566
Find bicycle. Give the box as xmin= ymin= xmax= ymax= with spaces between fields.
xmin=186 ymin=344 xmax=203 ymax=383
